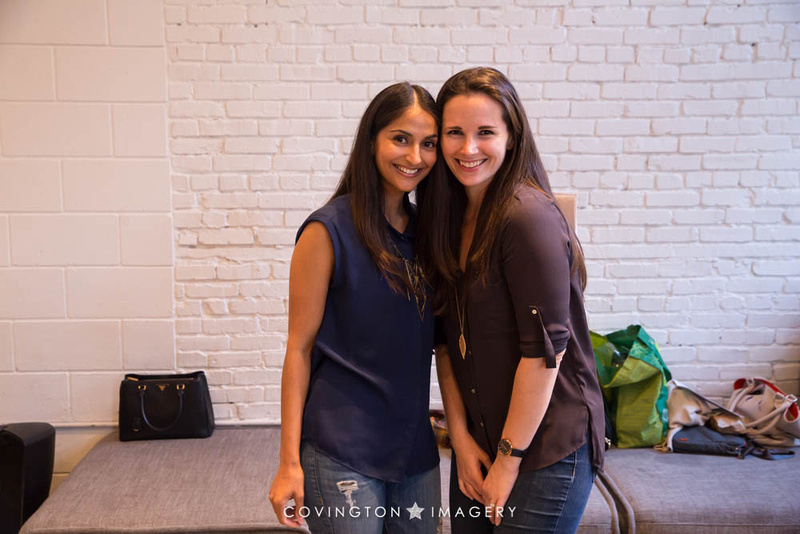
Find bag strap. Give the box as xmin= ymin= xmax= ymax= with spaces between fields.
xmin=137 ymin=384 xmax=185 ymax=432
xmin=741 ymin=396 xmax=795 ymax=431
xmin=727 ymin=378 xmax=757 ymax=413
xmin=656 ymin=425 xmax=683 ymax=452
xmin=746 ymin=439 xmax=797 ymax=461
xmin=743 ymin=432 xmax=797 ymax=448
xmin=755 ymin=447 xmax=796 ymax=460
xmin=726 ymin=378 xmax=790 ymax=431
xmin=725 ymin=378 xmax=798 ymax=446
xmin=735 ymin=392 xmax=796 ymax=446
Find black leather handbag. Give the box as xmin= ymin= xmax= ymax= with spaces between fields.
xmin=119 ymin=371 xmax=215 ymax=441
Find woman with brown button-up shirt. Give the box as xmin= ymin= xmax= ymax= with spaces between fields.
xmin=418 ymin=67 xmax=605 ymax=533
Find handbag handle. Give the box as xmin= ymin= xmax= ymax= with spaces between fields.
xmin=727 ymin=380 xmax=755 ymax=413
xmin=728 ymin=379 xmax=796 ymax=444
xmin=137 ymin=384 xmax=185 ymax=432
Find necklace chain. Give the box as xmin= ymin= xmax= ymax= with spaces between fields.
xmin=389 ymin=241 xmax=427 ymax=322
xmin=455 ymin=288 xmax=467 ymax=359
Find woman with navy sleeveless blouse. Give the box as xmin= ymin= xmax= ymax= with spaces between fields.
xmin=269 ymin=83 xmax=441 ymax=534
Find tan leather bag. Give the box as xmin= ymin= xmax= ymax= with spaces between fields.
xmin=726 ymin=377 xmax=800 ymax=448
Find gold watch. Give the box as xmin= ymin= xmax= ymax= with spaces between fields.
xmin=498 ymin=437 xmax=526 ymax=458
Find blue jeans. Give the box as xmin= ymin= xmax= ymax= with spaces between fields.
xmin=450 ymin=440 xmax=595 ymax=534
xmin=301 ymin=442 xmax=442 ymax=534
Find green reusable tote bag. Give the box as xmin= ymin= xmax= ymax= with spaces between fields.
xmin=591 ymin=325 xmax=672 ymax=448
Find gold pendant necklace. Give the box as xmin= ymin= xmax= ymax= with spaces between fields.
xmin=390 ymin=241 xmax=427 ymax=322
xmin=455 ymin=288 xmax=467 ymax=359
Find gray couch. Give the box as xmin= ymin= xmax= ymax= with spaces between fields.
xmin=20 ymin=427 xmax=800 ymax=534
xmin=21 ymin=427 xmax=618 ymax=534
xmin=600 ymin=447 xmax=800 ymax=534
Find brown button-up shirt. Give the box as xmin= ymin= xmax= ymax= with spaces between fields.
xmin=442 ymin=187 xmax=605 ymax=472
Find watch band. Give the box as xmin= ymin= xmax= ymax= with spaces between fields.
xmin=498 ymin=437 xmax=526 ymax=458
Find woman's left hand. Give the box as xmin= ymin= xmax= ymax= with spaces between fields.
xmin=481 ymin=456 xmax=520 ymax=526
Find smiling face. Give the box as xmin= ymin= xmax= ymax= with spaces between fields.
xmin=373 ymin=104 xmax=438 ymax=198
xmin=441 ymin=92 xmax=511 ymax=200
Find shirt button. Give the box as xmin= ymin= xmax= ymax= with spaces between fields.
xmin=470 ymin=388 xmax=476 ymax=394
xmin=479 ymin=422 xmax=485 ymax=428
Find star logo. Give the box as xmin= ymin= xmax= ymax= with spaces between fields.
xmin=406 ymin=502 xmax=424 ymax=520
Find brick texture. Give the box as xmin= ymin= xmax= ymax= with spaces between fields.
xmin=1 ymin=0 xmax=798 ymax=439
xmin=0 ymin=0 xmax=174 ymax=444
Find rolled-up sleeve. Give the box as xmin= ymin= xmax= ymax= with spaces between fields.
xmin=501 ymin=194 xmax=572 ymax=368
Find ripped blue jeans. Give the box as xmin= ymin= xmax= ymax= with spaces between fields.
xmin=300 ymin=442 xmax=441 ymax=534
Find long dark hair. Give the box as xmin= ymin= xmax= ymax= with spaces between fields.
xmin=332 ymin=82 xmax=438 ymax=294
xmin=418 ymin=67 xmax=586 ymax=311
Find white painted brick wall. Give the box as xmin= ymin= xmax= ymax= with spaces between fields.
xmin=159 ymin=0 xmax=799 ymax=416
xmin=0 ymin=0 xmax=172 ymax=485
xmin=0 ymin=0 xmax=798 ymax=458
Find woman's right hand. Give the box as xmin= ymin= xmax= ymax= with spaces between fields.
xmin=269 ymin=463 xmax=305 ymax=527
xmin=269 ymin=221 xmax=331 ymax=527
xmin=452 ymin=434 xmax=493 ymax=504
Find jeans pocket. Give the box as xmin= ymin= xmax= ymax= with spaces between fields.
xmin=301 ymin=442 xmax=326 ymax=508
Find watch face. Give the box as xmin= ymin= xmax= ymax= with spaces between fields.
xmin=498 ymin=438 xmax=512 ymax=456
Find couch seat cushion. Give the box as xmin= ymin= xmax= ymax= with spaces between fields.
xmin=601 ymin=447 xmax=800 ymax=534
xmin=22 ymin=427 xmax=297 ymax=533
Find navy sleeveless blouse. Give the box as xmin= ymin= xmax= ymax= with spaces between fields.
xmin=296 ymin=194 xmax=439 ymax=483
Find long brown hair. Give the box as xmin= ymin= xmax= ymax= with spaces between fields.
xmin=418 ymin=67 xmax=586 ymax=310
xmin=332 ymin=82 xmax=438 ymax=294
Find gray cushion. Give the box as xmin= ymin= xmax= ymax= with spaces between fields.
xmin=23 ymin=428 xmax=617 ymax=534
xmin=601 ymin=447 xmax=800 ymax=534
xmin=22 ymin=427 xmax=298 ymax=533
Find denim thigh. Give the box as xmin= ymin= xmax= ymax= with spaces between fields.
xmin=449 ymin=441 xmax=595 ymax=534
xmin=301 ymin=442 xmax=442 ymax=534
xmin=384 ymin=463 xmax=442 ymax=534
xmin=301 ymin=442 xmax=386 ymax=534
xmin=497 ymin=440 xmax=595 ymax=534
